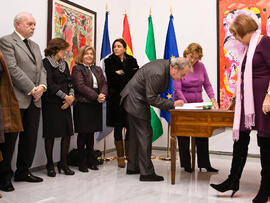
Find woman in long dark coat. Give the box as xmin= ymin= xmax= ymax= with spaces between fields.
xmin=72 ymin=46 xmax=108 ymax=172
xmin=42 ymin=38 xmax=75 ymax=177
xmin=105 ymin=38 xmax=139 ymax=168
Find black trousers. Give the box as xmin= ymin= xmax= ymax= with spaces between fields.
xmin=177 ymin=136 xmax=211 ymax=168
xmin=0 ymin=102 xmax=40 ymax=178
xmin=127 ymin=114 xmax=154 ymax=175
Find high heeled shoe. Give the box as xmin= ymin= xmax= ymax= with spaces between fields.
xmin=46 ymin=164 xmax=56 ymax=177
xmin=57 ymin=162 xmax=75 ymax=175
xmin=184 ymin=167 xmax=193 ymax=173
xmin=200 ymin=166 xmax=219 ymax=172
xmin=210 ymin=178 xmax=239 ymax=197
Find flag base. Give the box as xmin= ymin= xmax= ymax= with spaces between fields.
xmin=103 ymin=156 xmax=116 ymax=162
xmin=158 ymin=155 xmax=177 ymax=161
xmin=159 ymin=155 xmax=171 ymax=161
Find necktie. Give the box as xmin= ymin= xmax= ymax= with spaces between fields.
xmin=23 ymin=39 xmax=35 ymax=60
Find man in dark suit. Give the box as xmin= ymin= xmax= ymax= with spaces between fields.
xmin=0 ymin=12 xmax=47 ymax=192
xmin=120 ymin=57 xmax=192 ymax=181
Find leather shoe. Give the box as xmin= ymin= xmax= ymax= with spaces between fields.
xmin=140 ymin=173 xmax=164 ymax=181
xmin=126 ymin=170 xmax=140 ymax=175
xmin=199 ymin=167 xmax=219 ymax=172
xmin=0 ymin=179 xmax=14 ymax=192
xmin=14 ymin=173 xmax=43 ymax=183
xmin=184 ymin=167 xmax=193 ymax=173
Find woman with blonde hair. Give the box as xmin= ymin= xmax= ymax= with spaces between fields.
xmin=174 ymin=43 xmax=219 ymax=173
xmin=72 ymin=46 xmax=108 ymax=172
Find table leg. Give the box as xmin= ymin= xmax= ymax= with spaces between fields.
xmin=171 ymin=136 xmax=176 ymax=184
xmin=191 ymin=137 xmax=195 ymax=171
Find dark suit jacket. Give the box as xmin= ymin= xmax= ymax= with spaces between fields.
xmin=0 ymin=32 xmax=47 ymax=109
xmin=72 ymin=64 xmax=108 ymax=103
xmin=42 ymin=58 xmax=72 ymax=103
xmin=120 ymin=59 xmax=174 ymax=120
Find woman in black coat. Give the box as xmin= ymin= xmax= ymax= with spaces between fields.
xmin=105 ymin=38 xmax=139 ymax=168
xmin=72 ymin=46 xmax=108 ymax=172
xmin=42 ymin=38 xmax=75 ymax=177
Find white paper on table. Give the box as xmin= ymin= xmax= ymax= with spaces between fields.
xmin=175 ymin=102 xmax=212 ymax=110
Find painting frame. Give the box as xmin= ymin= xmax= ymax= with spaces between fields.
xmin=47 ymin=0 xmax=96 ymax=69
xmin=217 ymin=0 xmax=270 ymax=109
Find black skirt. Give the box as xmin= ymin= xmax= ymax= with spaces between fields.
xmin=42 ymin=102 xmax=74 ymax=138
xmin=73 ymin=101 xmax=102 ymax=133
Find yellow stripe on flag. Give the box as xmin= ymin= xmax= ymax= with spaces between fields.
xmin=122 ymin=14 xmax=133 ymax=56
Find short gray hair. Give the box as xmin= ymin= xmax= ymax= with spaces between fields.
xmin=170 ymin=57 xmax=192 ymax=71
xmin=13 ymin=12 xmax=32 ymax=28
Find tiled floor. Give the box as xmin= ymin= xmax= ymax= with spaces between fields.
xmin=0 ymin=151 xmax=263 ymax=203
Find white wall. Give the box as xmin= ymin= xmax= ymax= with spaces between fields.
xmin=0 ymin=0 xmax=259 ymax=168
xmin=125 ymin=0 xmax=259 ymax=155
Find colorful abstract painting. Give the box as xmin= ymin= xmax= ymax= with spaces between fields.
xmin=217 ymin=0 xmax=270 ymax=109
xmin=48 ymin=0 xmax=96 ymax=70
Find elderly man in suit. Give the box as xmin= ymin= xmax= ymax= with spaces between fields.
xmin=120 ymin=57 xmax=192 ymax=181
xmin=0 ymin=12 xmax=46 ymax=192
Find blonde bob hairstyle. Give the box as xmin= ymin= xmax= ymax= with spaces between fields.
xmin=183 ymin=43 xmax=203 ymax=60
xmin=74 ymin=46 xmax=96 ymax=65
xmin=229 ymin=14 xmax=258 ymax=38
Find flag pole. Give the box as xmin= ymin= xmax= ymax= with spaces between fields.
xmin=148 ymin=7 xmax=156 ymax=160
xmin=101 ymin=4 xmax=115 ymax=162
xmin=159 ymin=124 xmax=171 ymax=161
xmin=103 ymin=137 xmax=116 ymax=162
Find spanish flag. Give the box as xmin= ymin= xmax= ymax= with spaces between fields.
xmin=122 ymin=14 xmax=133 ymax=56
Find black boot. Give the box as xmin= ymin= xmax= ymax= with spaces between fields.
xmin=210 ymin=178 xmax=239 ymax=197
xmin=87 ymin=150 xmax=98 ymax=170
xmin=210 ymin=131 xmax=250 ymax=197
xmin=77 ymin=134 xmax=88 ymax=172
xmin=253 ymin=140 xmax=270 ymax=203
xmin=78 ymin=149 xmax=88 ymax=173
xmin=252 ymin=184 xmax=269 ymax=203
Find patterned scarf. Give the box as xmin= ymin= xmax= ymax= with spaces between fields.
xmin=46 ymin=56 xmax=66 ymax=73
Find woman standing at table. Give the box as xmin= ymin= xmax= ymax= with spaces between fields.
xmin=174 ymin=43 xmax=219 ymax=173
xmin=105 ymin=38 xmax=139 ymax=168
xmin=210 ymin=14 xmax=270 ymax=202
xmin=72 ymin=46 xmax=107 ymax=172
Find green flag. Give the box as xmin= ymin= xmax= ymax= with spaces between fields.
xmin=145 ymin=15 xmax=163 ymax=142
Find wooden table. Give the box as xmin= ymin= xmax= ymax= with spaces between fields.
xmin=169 ymin=109 xmax=234 ymax=184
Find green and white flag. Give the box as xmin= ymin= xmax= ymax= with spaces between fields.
xmin=145 ymin=15 xmax=163 ymax=142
